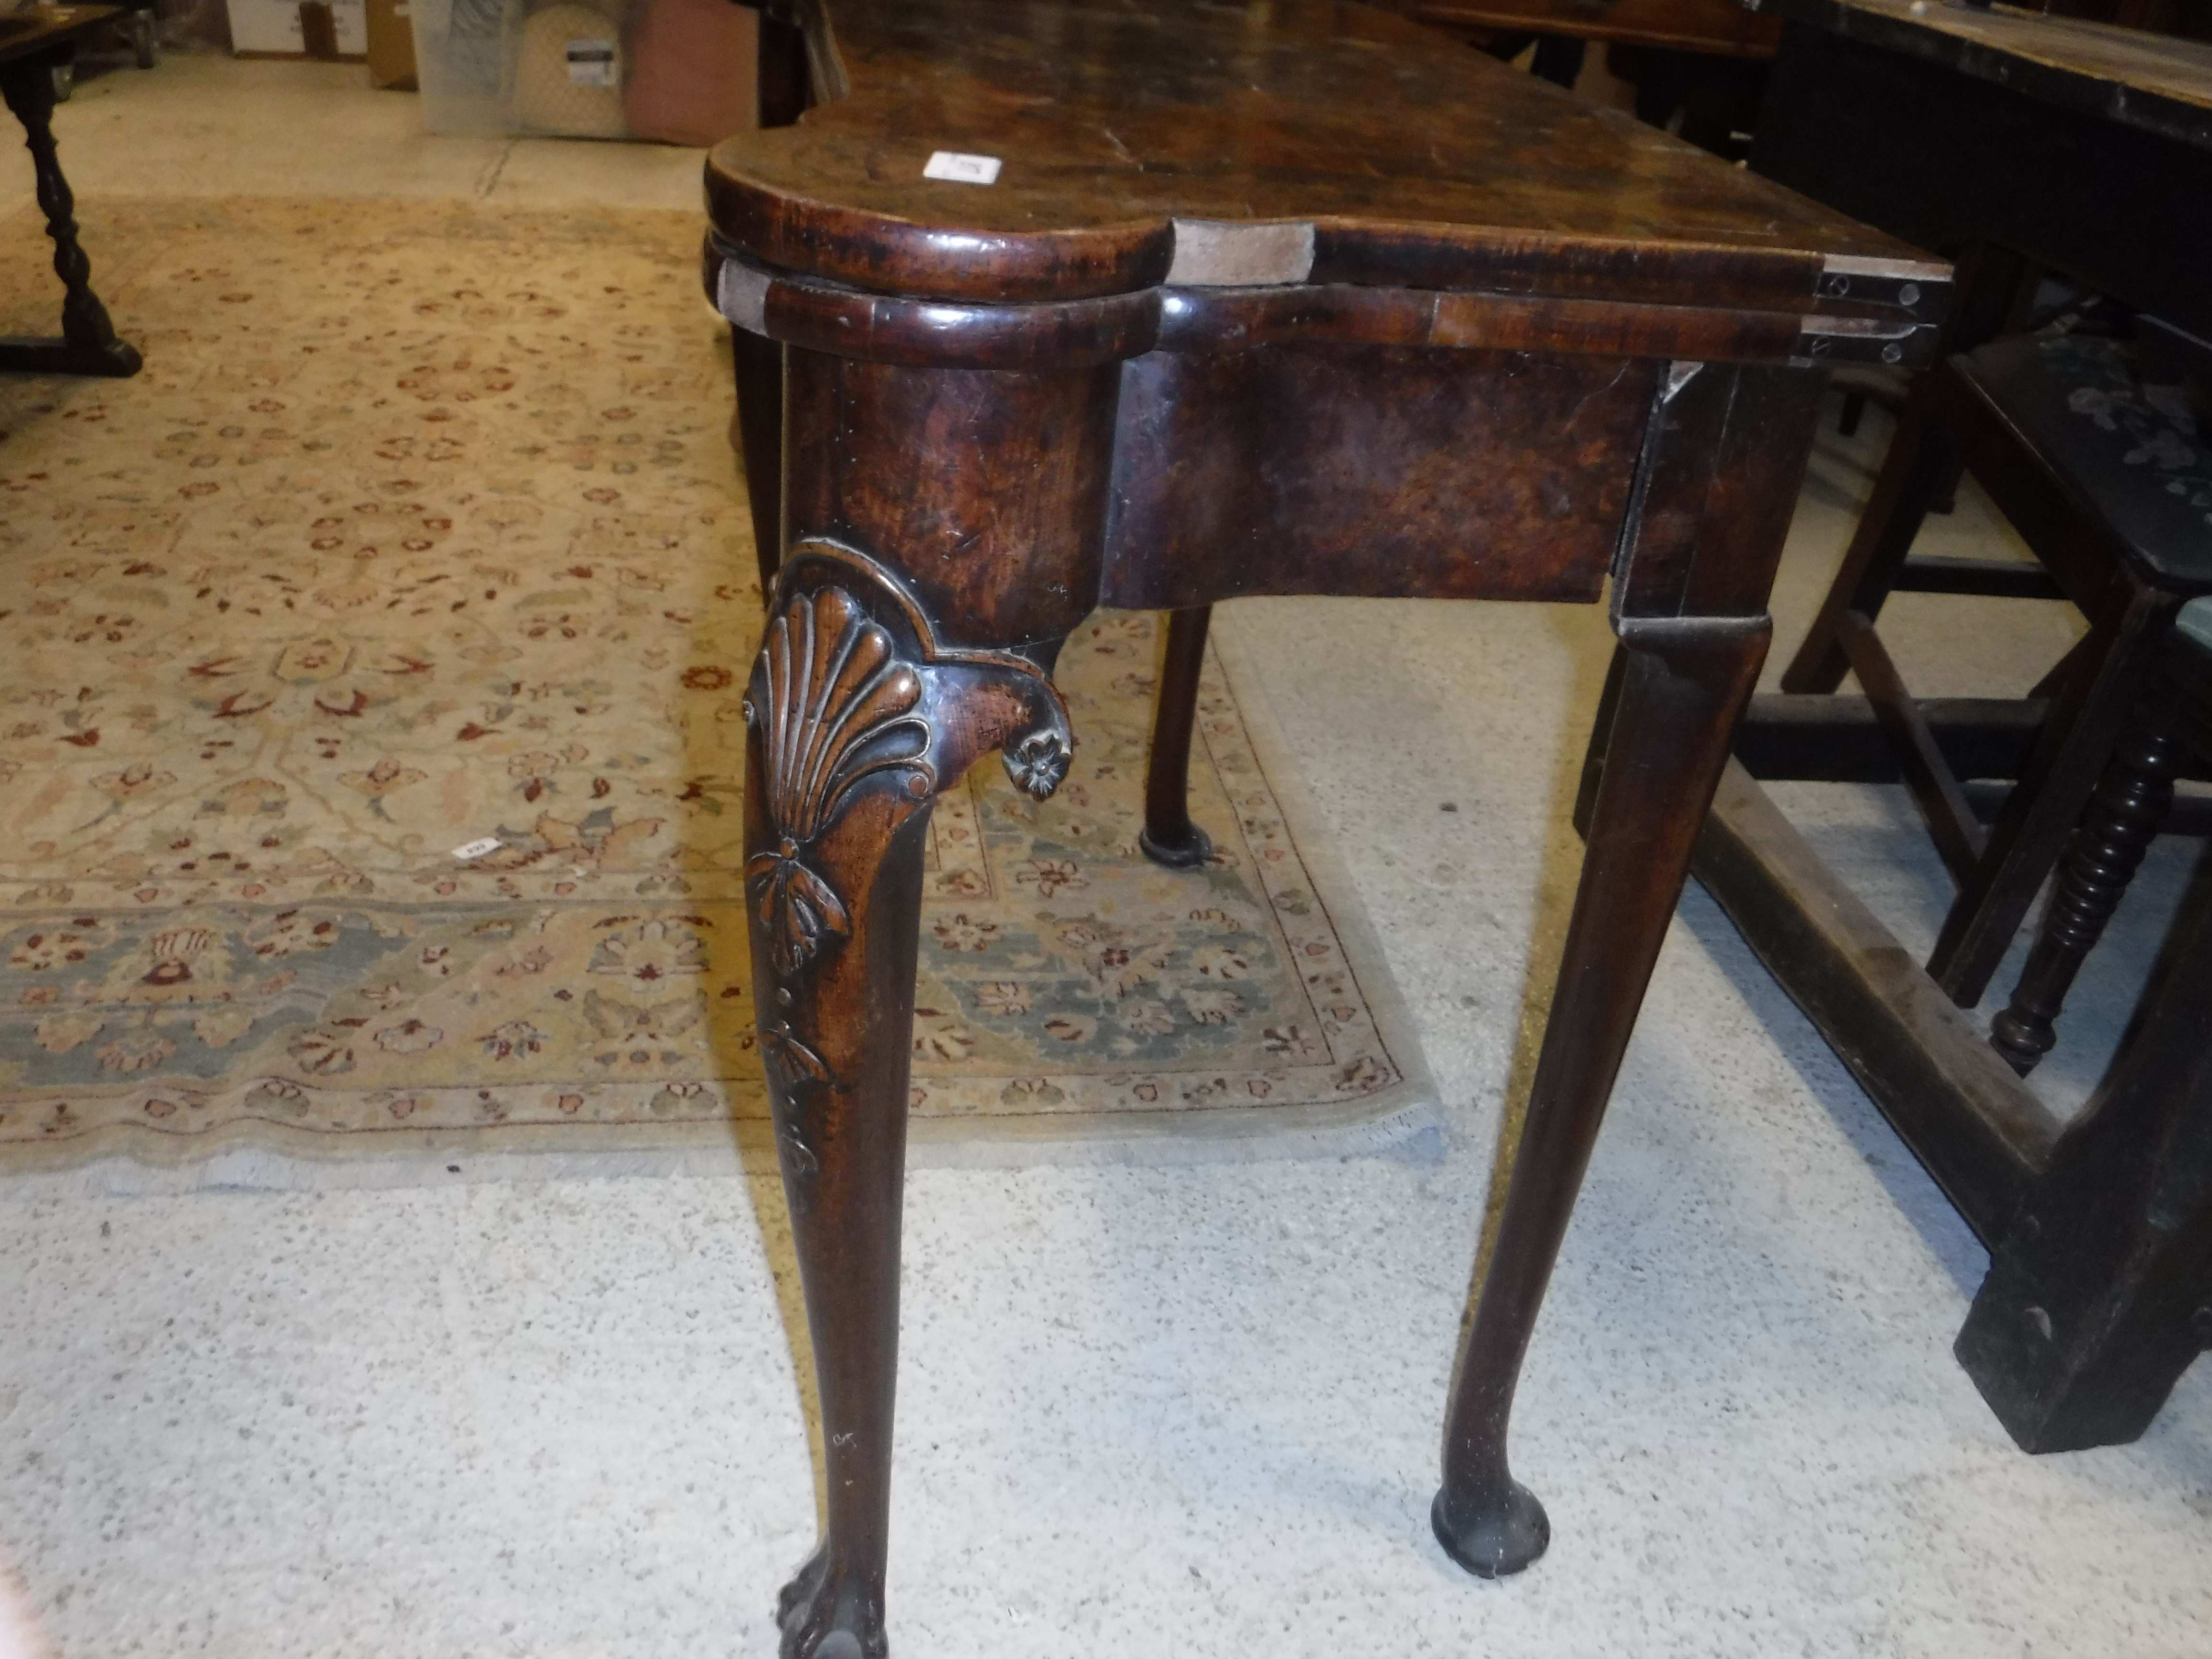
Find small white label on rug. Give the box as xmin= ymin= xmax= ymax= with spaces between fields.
xmin=923 ymin=151 xmax=1001 ymax=185
xmin=452 ymin=837 xmax=503 ymax=861
xmin=566 ymin=40 xmax=616 ymax=86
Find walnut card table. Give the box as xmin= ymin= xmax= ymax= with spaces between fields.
xmin=700 ymin=4 xmax=1943 ymax=1651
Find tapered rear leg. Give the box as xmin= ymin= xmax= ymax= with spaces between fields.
xmin=732 ymin=325 xmax=786 ymax=602
xmin=1140 ymin=604 xmax=1214 ymax=869
xmin=1434 ymin=616 xmax=1767 ymax=1576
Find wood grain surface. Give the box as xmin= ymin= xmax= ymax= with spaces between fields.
xmin=0 ymin=5 xmax=123 ymax=66
xmin=1771 ymin=0 xmax=2212 ymax=144
xmin=705 ymin=0 xmax=1936 ymax=305
xmin=1394 ymin=0 xmax=1780 ymax=57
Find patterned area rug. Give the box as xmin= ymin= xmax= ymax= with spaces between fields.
xmin=0 ymin=195 xmax=1431 ymax=1173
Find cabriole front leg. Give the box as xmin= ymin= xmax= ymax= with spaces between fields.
xmin=1434 ymin=613 xmax=1768 ymax=1576
xmin=744 ymin=541 xmax=1073 ymax=1659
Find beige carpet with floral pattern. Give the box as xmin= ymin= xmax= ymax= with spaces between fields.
xmin=0 ymin=195 xmax=1433 ymax=1174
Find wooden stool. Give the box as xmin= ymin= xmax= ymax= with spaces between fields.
xmin=1778 ymin=319 xmax=2212 ymax=1010
xmin=1948 ymin=600 xmax=2212 ymax=1449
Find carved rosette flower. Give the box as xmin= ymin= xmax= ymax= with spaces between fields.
xmin=1003 ymin=730 xmax=1071 ymax=800
xmin=745 ymin=587 xmax=935 ymax=976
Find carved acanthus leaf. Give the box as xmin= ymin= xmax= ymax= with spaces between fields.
xmin=747 ymin=836 xmax=851 ymax=979
xmin=762 ymin=1022 xmax=833 ymax=1098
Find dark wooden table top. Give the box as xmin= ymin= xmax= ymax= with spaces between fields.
xmin=1754 ymin=0 xmax=2212 ymax=332
xmin=707 ymin=0 xmax=1936 ymax=308
xmin=1770 ymin=0 xmax=2212 ymax=148
xmin=0 ymin=4 xmax=122 ymax=65
xmin=1395 ymin=0 xmax=1779 ymax=57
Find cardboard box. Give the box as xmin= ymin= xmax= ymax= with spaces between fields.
xmin=226 ymin=0 xmax=367 ymax=57
xmin=411 ymin=0 xmax=756 ymax=143
xmin=624 ymin=0 xmax=755 ymax=145
xmin=366 ymin=0 xmax=417 ymax=86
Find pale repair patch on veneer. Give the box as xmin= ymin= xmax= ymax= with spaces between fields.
xmin=717 ymin=256 xmax=771 ymax=334
xmin=1166 ymin=219 xmax=1315 ymax=287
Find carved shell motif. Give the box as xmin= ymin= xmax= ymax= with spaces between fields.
xmin=745 ymin=587 xmax=934 ymax=976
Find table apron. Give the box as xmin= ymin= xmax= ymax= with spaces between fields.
xmin=770 ymin=338 xmax=1826 ymax=630
xmin=1100 ymin=344 xmax=1651 ymax=609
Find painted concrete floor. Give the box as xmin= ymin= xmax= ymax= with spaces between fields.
xmin=1 ymin=50 xmax=2208 ymax=1659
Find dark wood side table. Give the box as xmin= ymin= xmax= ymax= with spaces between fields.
xmin=0 ymin=5 xmax=140 ymax=378
xmin=703 ymin=3 xmax=1941 ymax=1650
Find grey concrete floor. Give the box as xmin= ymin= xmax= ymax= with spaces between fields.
xmin=1 ymin=49 xmax=2207 ymax=1659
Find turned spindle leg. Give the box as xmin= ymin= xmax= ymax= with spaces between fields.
xmin=1990 ymin=697 xmax=2184 ymax=1076
xmin=745 ymin=544 xmax=1073 ymax=1659
xmin=1139 ymin=604 xmax=1214 ymax=868
xmin=1957 ymin=851 xmax=2212 ymax=1450
xmin=1434 ymin=616 xmax=1767 ymax=1576
xmin=0 ymin=53 xmax=141 ymax=378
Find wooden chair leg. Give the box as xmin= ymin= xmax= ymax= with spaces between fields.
xmin=1779 ymin=242 xmax=2032 ymax=693
xmin=1990 ymin=696 xmax=2184 ymax=1075
xmin=745 ymin=544 xmax=1075 ymax=1659
xmin=1528 ymin=34 xmax=1585 ymax=88
xmin=1779 ymin=374 xmax=1960 ymax=693
xmin=1626 ymin=47 xmax=1687 ymax=130
xmin=2028 ymin=629 xmax=2097 ymax=701
xmin=1930 ymin=585 xmax=2176 ymax=1007
xmin=732 ymin=325 xmax=786 ymax=603
xmin=1839 ymin=608 xmax=1987 ymax=882
xmin=1928 ymin=449 xmax=1963 ymax=517
xmin=1139 ymin=604 xmax=1214 ymax=869
xmin=1435 ymin=615 xmax=1767 ymax=1577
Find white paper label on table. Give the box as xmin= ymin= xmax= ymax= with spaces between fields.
xmin=922 ymin=151 xmax=1002 ymax=185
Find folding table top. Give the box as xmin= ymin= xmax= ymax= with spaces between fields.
xmin=706 ymin=0 xmax=1942 ymax=320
